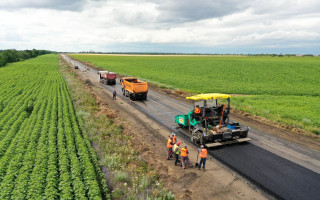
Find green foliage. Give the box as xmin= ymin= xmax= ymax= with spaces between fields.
xmin=0 ymin=49 xmax=52 ymax=67
xmin=70 ymin=54 xmax=320 ymax=96
xmin=70 ymin=54 xmax=320 ymax=134
xmin=232 ymin=95 xmax=320 ymax=134
xmin=0 ymin=54 xmax=110 ymax=199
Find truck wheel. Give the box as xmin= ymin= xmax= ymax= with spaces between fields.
xmin=122 ymin=88 xmax=125 ymax=96
xmin=142 ymin=93 xmax=147 ymax=100
xmin=131 ymin=93 xmax=136 ymax=101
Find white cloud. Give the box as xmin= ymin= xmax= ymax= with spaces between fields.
xmin=0 ymin=0 xmax=319 ymax=53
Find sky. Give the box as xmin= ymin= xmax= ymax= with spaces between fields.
xmin=0 ymin=0 xmax=319 ymax=54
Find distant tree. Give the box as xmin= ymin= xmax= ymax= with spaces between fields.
xmin=0 ymin=49 xmax=51 ymax=67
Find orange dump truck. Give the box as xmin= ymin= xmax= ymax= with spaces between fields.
xmin=121 ymin=77 xmax=148 ymax=100
xmin=99 ymin=71 xmax=117 ymax=85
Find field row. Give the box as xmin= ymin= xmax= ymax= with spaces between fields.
xmin=70 ymin=55 xmax=320 ymax=96
xmin=0 ymin=55 xmax=109 ymax=199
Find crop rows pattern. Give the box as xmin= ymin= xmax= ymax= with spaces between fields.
xmin=0 ymin=55 xmax=109 ymax=199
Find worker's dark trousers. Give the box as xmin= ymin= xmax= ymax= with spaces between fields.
xmin=174 ymin=154 xmax=179 ymax=166
xmin=167 ymin=148 xmax=173 ymax=159
xmin=199 ymin=158 xmax=206 ymax=169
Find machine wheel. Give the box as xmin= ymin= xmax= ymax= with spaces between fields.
xmin=122 ymin=88 xmax=125 ymax=96
xmin=192 ymin=130 xmax=202 ymax=147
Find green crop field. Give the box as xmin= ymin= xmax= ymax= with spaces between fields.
xmin=70 ymin=54 xmax=320 ymax=135
xmin=0 ymin=54 xmax=109 ymax=199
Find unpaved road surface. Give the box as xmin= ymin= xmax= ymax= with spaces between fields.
xmin=63 ymin=54 xmax=320 ymax=200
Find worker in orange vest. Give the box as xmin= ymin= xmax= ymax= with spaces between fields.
xmin=180 ymin=145 xmax=192 ymax=169
xmin=167 ymin=136 xmax=174 ymax=160
xmin=198 ymin=145 xmax=207 ymax=170
xmin=194 ymin=105 xmax=201 ymax=114
xmin=171 ymin=132 xmax=177 ymax=144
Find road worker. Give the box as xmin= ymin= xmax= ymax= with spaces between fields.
xmin=171 ymin=132 xmax=177 ymax=144
xmin=198 ymin=145 xmax=207 ymax=170
xmin=167 ymin=136 xmax=174 ymax=160
xmin=194 ymin=105 xmax=201 ymax=114
xmin=173 ymin=142 xmax=181 ymax=166
xmin=113 ymin=89 xmax=117 ymax=100
xmin=180 ymin=145 xmax=192 ymax=169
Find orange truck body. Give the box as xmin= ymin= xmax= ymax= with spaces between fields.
xmin=121 ymin=77 xmax=148 ymax=100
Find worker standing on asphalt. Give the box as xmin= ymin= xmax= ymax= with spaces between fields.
xmin=172 ymin=132 xmax=177 ymax=144
xmin=113 ymin=89 xmax=117 ymax=100
xmin=167 ymin=136 xmax=174 ymax=160
xmin=198 ymin=145 xmax=207 ymax=170
xmin=180 ymin=145 xmax=192 ymax=169
xmin=173 ymin=142 xmax=181 ymax=166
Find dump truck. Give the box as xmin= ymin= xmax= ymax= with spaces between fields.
xmin=175 ymin=93 xmax=250 ymax=147
xmin=99 ymin=71 xmax=117 ymax=85
xmin=121 ymin=77 xmax=148 ymax=100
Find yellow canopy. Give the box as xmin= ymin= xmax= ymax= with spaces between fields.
xmin=186 ymin=93 xmax=231 ymax=100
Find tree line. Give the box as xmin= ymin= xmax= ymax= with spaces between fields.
xmin=0 ymin=49 xmax=52 ymax=67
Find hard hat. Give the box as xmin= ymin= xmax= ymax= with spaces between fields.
xmin=201 ymin=145 xmax=204 ymax=148
xmin=177 ymin=142 xmax=181 ymax=145
xmin=171 ymin=132 xmax=175 ymax=135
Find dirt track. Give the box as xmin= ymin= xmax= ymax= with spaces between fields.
xmin=62 ymin=54 xmax=320 ymax=200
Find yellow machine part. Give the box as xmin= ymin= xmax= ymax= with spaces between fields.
xmin=186 ymin=93 xmax=231 ymax=100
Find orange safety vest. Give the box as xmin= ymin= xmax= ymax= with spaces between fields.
xmin=194 ymin=107 xmax=201 ymax=114
xmin=172 ymin=135 xmax=176 ymax=144
xmin=167 ymin=139 xmax=173 ymax=148
xmin=199 ymin=148 xmax=207 ymax=158
xmin=180 ymin=148 xmax=188 ymax=157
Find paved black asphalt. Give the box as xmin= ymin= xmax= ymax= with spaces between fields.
xmin=212 ymin=143 xmax=320 ymax=200
xmin=63 ymin=54 xmax=320 ymax=200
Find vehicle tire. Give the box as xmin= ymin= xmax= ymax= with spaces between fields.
xmin=131 ymin=93 xmax=136 ymax=101
xmin=142 ymin=93 xmax=147 ymax=100
xmin=122 ymin=88 xmax=125 ymax=96
xmin=191 ymin=136 xmax=200 ymax=147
